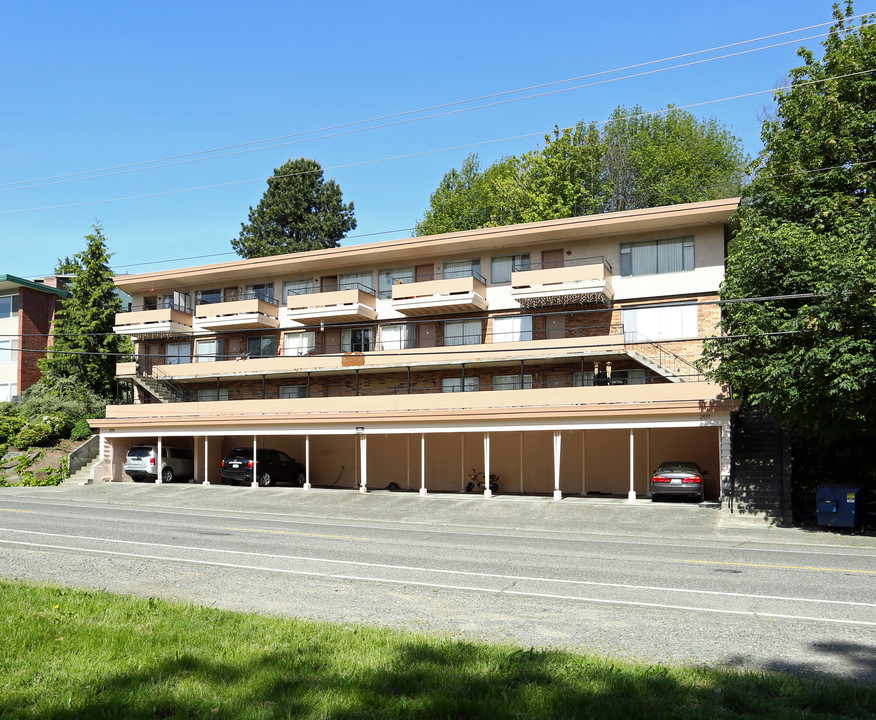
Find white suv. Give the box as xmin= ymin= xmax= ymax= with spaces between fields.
xmin=124 ymin=445 xmax=195 ymax=483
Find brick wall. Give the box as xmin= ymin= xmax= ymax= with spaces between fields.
xmin=17 ymin=287 xmax=58 ymax=393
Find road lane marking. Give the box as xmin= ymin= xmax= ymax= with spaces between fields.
xmin=1 ymin=529 xmax=875 ymax=610
xmin=1 ymin=537 xmax=875 ymax=627
xmin=685 ymin=559 xmax=876 ymax=575
xmin=0 ymin=509 xmax=34 ymax=513
xmin=3 ymin=497 xmax=876 ymax=559
xmin=228 ymin=527 xmax=372 ymax=541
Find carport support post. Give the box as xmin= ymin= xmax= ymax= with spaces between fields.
xmin=202 ymin=437 xmax=210 ymax=485
xmin=483 ymin=432 xmax=492 ymax=498
xmin=303 ymin=435 xmax=311 ymax=489
xmin=156 ymin=437 xmax=163 ymax=484
xmin=251 ymin=437 xmax=259 ymax=488
xmin=358 ymin=428 xmax=367 ymax=493
xmin=419 ymin=433 xmax=427 ymax=496
xmin=628 ymin=429 xmax=636 ymax=501
xmin=553 ymin=430 xmax=562 ymax=501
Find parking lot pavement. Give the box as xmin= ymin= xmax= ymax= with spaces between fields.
xmin=6 ymin=481 xmax=876 ymax=549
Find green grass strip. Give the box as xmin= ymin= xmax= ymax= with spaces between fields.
xmin=0 ymin=580 xmax=873 ymax=719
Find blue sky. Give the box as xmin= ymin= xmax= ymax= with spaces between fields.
xmin=0 ymin=1 xmax=867 ymax=278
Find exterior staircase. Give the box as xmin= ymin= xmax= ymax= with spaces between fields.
xmin=133 ymin=369 xmax=189 ymax=403
xmin=63 ymin=435 xmax=102 ymax=485
xmin=624 ymin=332 xmax=704 ymax=383
xmin=64 ymin=456 xmax=102 ymax=485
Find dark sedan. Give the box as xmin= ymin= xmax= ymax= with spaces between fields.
xmin=221 ymin=448 xmax=306 ymax=487
xmin=650 ymin=461 xmax=707 ymax=502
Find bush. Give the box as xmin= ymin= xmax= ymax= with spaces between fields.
xmin=70 ymin=419 xmax=93 ymax=442
xmin=18 ymin=376 xmax=106 ymax=437
xmin=14 ymin=422 xmax=56 ymax=449
xmin=0 ymin=415 xmax=25 ymax=445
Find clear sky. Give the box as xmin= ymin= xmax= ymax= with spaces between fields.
xmin=0 ymin=0 xmax=868 ymax=278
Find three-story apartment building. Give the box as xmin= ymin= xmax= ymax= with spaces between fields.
xmin=91 ymin=198 xmax=740 ymax=501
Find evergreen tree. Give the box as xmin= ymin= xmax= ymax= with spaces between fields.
xmin=43 ymin=225 xmax=130 ymax=397
xmin=232 ymin=158 xmax=357 ymax=258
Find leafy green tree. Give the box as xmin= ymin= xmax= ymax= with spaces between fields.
xmin=232 ymin=158 xmax=357 ymax=258
xmin=415 ymin=106 xmax=745 ymax=235
xmin=42 ymin=225 xmax=130 ymax=397
xmin=702 ymin=2 xmax=876 ymax=486
xmin=54 ymin=256 xmax=81 ymax=274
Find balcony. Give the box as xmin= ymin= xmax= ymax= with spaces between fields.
xmin=195 ymin=293 xmax=280 ymax=330
xmin=283 ymin=284 xmax=378 ymax=326
xmin=391 ymin=271 xmax=488 ymax=316
xmin=113 ymin=304 xmax=193 ymax=337
xmin=510 ymin=257 xmax=614 ymax=307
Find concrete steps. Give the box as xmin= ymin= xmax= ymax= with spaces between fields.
xmin=63 ymin=456 xmax=102 ymax=485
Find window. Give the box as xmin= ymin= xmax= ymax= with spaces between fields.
xmin=572 ymin=372 xmax=595 ymax=387
xmin=378 ymin=267 xmax=413 ymax=298
xmin=492 ymin=374 xmax=533 ymax=390
xmin=0 ymin=383 xmax=17 ymax=402
xmin=165 ymin=342 xmax=191 ymax=365
xmin=245 ymin=282 xmax=275 ymax=302
xmin=379 ymin=323 xmax=413 ymax=350
xmin=283 ymin=278 xmax=314 ymax=297
xmin=196 ymin=339 xmax=224 ymax=362
xmin=198 ymin=388 xmax=229 ymax=401
xmin=442 ymin=377 xmax=479 ymax=392
xmin=620 ymin=237 xmax=694 ymax=277
xmin=195 ymin=289 xmax=222 ymax=305
xmin=443 ymin=258 xmax=480 ymax=279
xmin=491 ymin=254 xmax=529 ymax=284
xmin=622 ymin=304 xmax=698 ymax=341
xmin=0 ymin=294 xmax=19 ymax=319
xmin=284 ymin=331 xmax=316 ymax=356
xmin=0 ymin=339 xmax=16 ymax=363
xmin=341 ymin=327 xmax=374 ymax=352
xmin=339 ymin=271 xmax=374 ymax=292
xmin=279 ymin=385 xmax=307 ymax=399
xmin=492 ymin=315 xmax=532 ymax=343
xmin=444 ymin=319 xmax=482 ymax=346
xmin=247 ymin=335 xmax=278 ymax=357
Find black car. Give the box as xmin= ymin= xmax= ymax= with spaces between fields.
xmin=221 ymin=448 xmax=305 ymax=487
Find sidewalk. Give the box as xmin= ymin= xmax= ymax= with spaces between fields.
xmin=5 ymin=481 xmax=876 ymax=549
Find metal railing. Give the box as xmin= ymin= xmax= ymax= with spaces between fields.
xmin=196 ymin=291 xmax=278 ymax=306
xmin=127 ymin=302 xmax=192 ymax=314
xmin=624 ymin=331 xmax=704 ymax=381
xmin=513 ymin=256 xmax=612 ymax=272
xmin=286 ymin=282 xmax=377 ymax=297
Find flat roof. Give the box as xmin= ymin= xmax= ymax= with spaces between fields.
xmin=113 ymin=198 xmax=740 ymax=294
xmin=0 ymin=274 xmax=71 ymax=298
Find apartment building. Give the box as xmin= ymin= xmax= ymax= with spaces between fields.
xmin=0 ymin=274 xmax=71 ymax=402
xmin=91 ymin=198 xmax=740 ymax=501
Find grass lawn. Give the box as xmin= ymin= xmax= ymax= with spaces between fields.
xmin=0 ymin=580 xmax=873 ymax=719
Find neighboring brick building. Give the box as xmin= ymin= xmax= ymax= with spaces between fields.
xmin=93 ymin=199 xmax=741 ymax=503
xmin=0 ymin=274 xmax=71 ymax=401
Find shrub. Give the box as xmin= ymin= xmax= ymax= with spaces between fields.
xmin=14 ymin=422 xmax=55 ymax=449
xmin=70 ymin=419 xmax=93 ymax=442
xmin=0 ymin=415 xmax=25 ymax=444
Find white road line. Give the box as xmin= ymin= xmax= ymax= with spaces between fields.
xmin=2 ymin=497 xmax=875 ymax=559
xmin=1 ymin=530 xmax=875 ymax=610
xmin=2 ymin=538 xmax=875 ymax=627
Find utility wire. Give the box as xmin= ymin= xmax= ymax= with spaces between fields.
xmin=6 ymin=67 xmax=874 ymax=223
xmin=1 ymin=15 xmax=865 ymax=191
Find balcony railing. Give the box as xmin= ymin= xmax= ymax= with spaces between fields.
xmin=513 ymin=256 xmax=612 ymax=272
xmin=197 ymin=291 xmax=278 ymax=306
xmin=286 ymin=282 xmax=376 ymax=297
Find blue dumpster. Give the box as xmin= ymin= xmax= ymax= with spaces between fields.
xmin=816 ymin=485 xmax=862 ymax=529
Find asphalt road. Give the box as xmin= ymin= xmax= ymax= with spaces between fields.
xmin=1 ymin=483 xmax=875 ymax=683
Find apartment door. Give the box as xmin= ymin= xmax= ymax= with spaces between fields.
xmin=223 ymin=287 xmax=238 ymax=302
xmin=320 ymin=275 xmax=338 ymax=292
xmin=323 ymin=329 xmax=341 ymax=354
xmin=542 ymin=250 xmax=564 ymax=269
xmin=543 ymin=371 xmax=566 ymax=388
xmin=545 ymin=314 xmax=566 ymax=339
xmin=417 ymin=322 xmax=437 ymax=348
xmin=146 ymin=344 xmax=160 ymax=373
xmin=415 ymin=264 xmax=433 ymax=282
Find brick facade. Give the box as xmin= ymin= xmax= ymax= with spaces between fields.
xmin=17 ymin=286 xmax=60 ymax=393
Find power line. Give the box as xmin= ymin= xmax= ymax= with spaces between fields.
xmin=1 ymin=16 xmax=862 ymax=192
